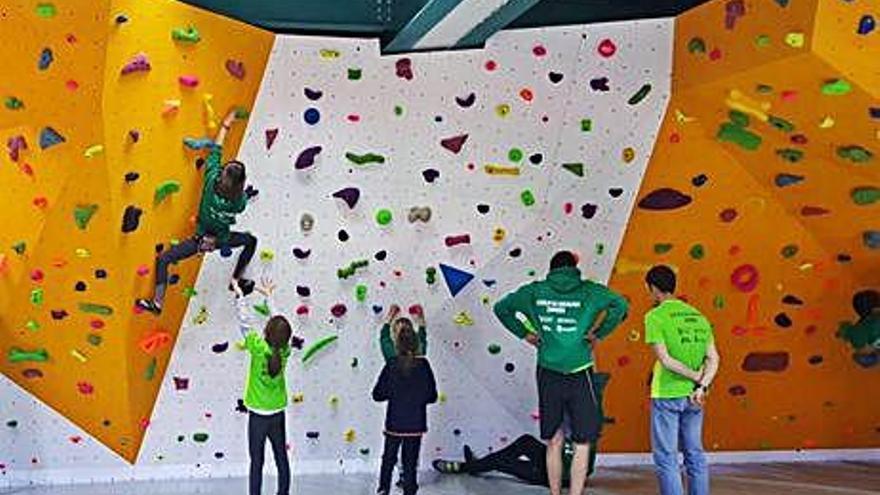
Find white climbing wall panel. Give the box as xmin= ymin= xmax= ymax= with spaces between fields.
xmin=1 ymin=19 xmax=672 ymax=486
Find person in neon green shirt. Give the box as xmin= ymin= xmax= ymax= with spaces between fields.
xmin=236 ymin=278 xmax=297 ymax=495
xmin=644 ymin=265 xmax=720 ymax=495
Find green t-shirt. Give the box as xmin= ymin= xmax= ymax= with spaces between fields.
xmin=196 ymin=146 xmax=247 ymax=243
xmin=243 ymin=331 xmax=291 ymax=412
xmin=645 ymin=299 xmax=713 ymax=399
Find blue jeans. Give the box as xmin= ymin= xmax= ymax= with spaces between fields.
xmin=651 ymin=398 xmax=709 ymax=495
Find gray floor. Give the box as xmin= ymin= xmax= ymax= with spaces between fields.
xmin=4 ymin=463 xmax=880 ymax=495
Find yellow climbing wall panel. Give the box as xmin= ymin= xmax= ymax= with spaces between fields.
xmin=0 ymin=0 xmax=272 ymax=462
xmin=609 ymin=0 xmax=879 ymax=451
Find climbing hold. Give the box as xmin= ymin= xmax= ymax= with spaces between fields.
xmin=295 ymin=146 xmax=322 ymax=169
xmin=347 ymin=68 xmax=362 ymax=80
xmin=755 ymin=34 xmax=771 ymax=47
xmin=622 ymin=147 xmax=636 ymax=163
xmin=35 ymin=3 xmax=56 ymax=17
xmin=821 ymin=79 xmax=852 ymax=96
xmin=292 ymin=248 xmax=311 ymax=259
xmin=445 ymin=234 xmax=471 ymax=247
xmin=422 ymin=168 xmax=440 ymax=183
xmin=330 ymin=304 xmax=347 ymax=318
xmin=488 ymin=344 xmax=502 ymax=355
xmin=441 ymin=134 xmax=468 ymax=154
xmin=562 ymin=162 xmax=584 ymax=177
xmin=154 ymin=180 xmax=181 ymax=204
xmin=39 ymin=127 xmax=65 ymax=149
xmin=774 ymin=174 xmax=804 ymax=187
xmin=724 ymin=0 xmax=745 ymax=29
xmin=265 ymin=129 xmax=279 ymax=150
xmin=455 ymin=92 xmax=476 ymax=108
xmin=302 ymin=335 xmax=339 ymax=364
xmin=303 ymin=108 xmax=321 ymax=125
xmin=331 ymin=187 xmax=360 ymax=209
xmin=800 ymin=206 xmax=830 ymax=217
xmin=717 ymin=122 xmax=762 ymax=150
xmin=863 ymin=231 xmax=880 ymax=250
xmin=581 ymin=203 xmax=598 ymax=219
xmin=689 ymin=244 xmax=705 ymax=260
xmin=439 ymin=264 xmax=475 ymax=297
xmin=425 ymin=267 xmax=437 ymax=285
xmin=508 ymin=148 xmax=524 ymax=162
xmin=178 ymin=75 xmax=199 ymax=88
xmin=638 ymin=188 xmax=692 ymax=211
xmin=851 ymin=186 xmax=880 ymax=206
xmin=477 ymin=204 xmax=490 ymax=214
xmin=654 ymin=243 xmax=673 ymax=254
xmin=193 ymin=433 xmax=209 ymax=443
xmin=519 ymin=88 xmax=534 ymax=102
xmin=7 ymin=135 xmax=28 ymax=162
xmin=38 ymin=48 xmax=53 ymax=71
xmin=395 ymin=58 xmax=414 ymax=80
xmin=345 ymin=152 xmax=385 ymax=165
xmin=484 ymin=164 xmax=520 ymax=176
xmin=784 ymin=32 xmax=805 ymax=48
xmin=73 ymin=204 xmax=98 ymax=230
xmin=775 ymin=148 xmax=804 ymax=163
xmin=375 ymin=209 xmax=393 ymax=226
xmin=730 ymin=264 xmax=759 ymax=293
xmin=4 ymin=96 xmax=24 ymax=110
xmin=729 ymin=110 xmax=750 ymax=127
xmin=687 ymin=37 xmax=706 ymax=54
xmin=8 ymin=348 xmax=49 ymax=363
xmin=454 ymin=311 xmax=474 ymax=326
xmin=521 ymin=190 xmax=536 ymax=207
xmin=728 ymin=385 xmax=747 ymax=397
xmin=580 ymin=119 xmax=592 ymax=132
xmin=627 ymin=84 xmax=652 ymax=105
xmin=320 ymin=48 xmax=340 ymax=59
xmin=767 ymin=115 xmax=794 ymax=133
xmin=774 ymin=313 xmax=793 ymax=328
xmin=858 ymin=15 xmax=876 ymax=35
xmin=121 ymin=206 xmax=143 ymax=233
xmin=355 ymin=284 xmax=367 ymax=303
xmin=781 ymin=244 xmax=799 ymax=258
xmin=300 ymin=213 xmax=315 ymax=233
xmin=84 ymin=144 xmax=104 ymax=158
xmin=139 ymin=331 xmax=172 ymax=355
xmin=782 ymin=295 xmax=804 ymax=306
xmin=742 ymin=352 xmax=789 ymax=372
xmin=597 ymin=38 xmax=616 ymax=57
xmin=78 ymin=303 xmax=113 ymax=316
xmin=337 ymin=259 xmax=368 ymax=279
xmin=304 ymin=88 xmax=323 ymax=101
xmin=120 ymin=53 xmax=151 ymax=75
xmin=837 ymin=145 xmax=873 ymax=164
xmin=30 ymin=288 xmax=43 ymax=306
xmin=493 ymin=227 xmax=506 ymax=242
xmin=495 ymin=104 xmax=511 ymax=117
xmin=225 ymin=59 xmax=246 ymax=79
xmin=407 ymin=206 xmax=432 ymax=223
xmin=171 ymin=26 xmax=200 ymax=43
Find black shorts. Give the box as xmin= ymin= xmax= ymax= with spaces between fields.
xmin=537 ymin=367 xmax=601 ymax=444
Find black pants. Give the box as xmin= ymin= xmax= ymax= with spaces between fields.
xmin=155 ymin=231 xmax=256 ymax=286
xmin=467 ymin=435 xmax=549 ymax=485
xmin=379 ymin=434 xmax=421 ymax=495
xmin=248 ymin=411 xmax=290 ymax=495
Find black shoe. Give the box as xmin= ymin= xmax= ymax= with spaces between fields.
xmin=463 ymin=445 xmax=475 ymax=463
xmin=433 ymin=459 xmax=463 ymax=474
xmin=136 ymin=298 xmax=162 ymax=315
xmin=229 ymin=278 xmax=255 ymax=296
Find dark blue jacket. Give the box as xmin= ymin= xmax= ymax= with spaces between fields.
xmin=372 ymin=357 xmax=438 ymax=434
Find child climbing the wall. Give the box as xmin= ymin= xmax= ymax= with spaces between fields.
xmin=136 ymin=108 xmax=256 ymax=315
xmin=372 ymin=319 xmax=438 ymax=495
xmin=237 ymin=277 xmax=299 ymax=495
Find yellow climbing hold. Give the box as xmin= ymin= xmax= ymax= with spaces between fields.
xmin=628 ymin=329 xmax=641 ymax=342
xmin=84 ymin=144 xmax=104 ymax=158
xmin=674 ymin=109 xmax=695 ymax=124
xmin=495 ymin=104 xmax=511 ymax=117
xmin=74 ymin=248 xmax=91 ymax=258
xmin=292 ymin=392 xmax=304 ymax=404
xmin=784 ymin=32 xmax=805 ymax=48
xmin=329 ymin=395 xmax=340 ymax=407
xmin=203 ymin=94 xmax=218 ymax=130
xmin=259 ymin=249 xmax=275 ymax=261
xmin=484 ymin=164 xmax=520 ymax=176
xmin=819 ymin=116 xmax=835 ymax=129
xmin=343 ymin=428 xmax=356 ymax=443
xmin=726 ymin=90 xmax=770 ymax=121
xmin=493 ymin=227 xmax=506 ymax=242
xmin=453 ymin=311 xmax=474 ymax=326
xmin=438 ymin=392 xmax=447 ymax=404
xmin=614 ymin=258 xmax=655 ymax=276
xmin=192 ymin=306 xmax=208 ymax=325
xmin=480 ymin=295 xmax=490 ymax=305
xmin=70 ymin=349 xmax=87 ymax=363
xmin=622 ymin=147 xmax=636 ymax=163
xmin=319 ymin=49 xmax=340 ymax=59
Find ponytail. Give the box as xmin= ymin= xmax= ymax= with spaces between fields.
xmin=393 ymin=318 xmax=419 ymax=376
xmin=268 ymin=347 xmax=283 ymax=378
xmin=264 ymin=315 xmax=292 ymax=378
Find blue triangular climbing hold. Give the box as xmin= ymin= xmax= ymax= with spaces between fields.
xmin=39 ymin=127 xmax=65 ymax=150
xmin=440 ymin=263 xmax=475 ymax=297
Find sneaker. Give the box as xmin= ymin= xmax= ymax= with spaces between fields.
xmin=135 ymin=298 xmax=162 ymax=315
xmin=228 ymin=278 xmax=255 ymax=296
xmin=432 ymin=459 xmax=463 ymax=474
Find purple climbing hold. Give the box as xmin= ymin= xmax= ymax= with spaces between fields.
xmin=211 ymin=342 xmax=229 ymax=353
xmin=296 ymin=286 xmax=311 ymax=297
xmin=774 ymin=173 xmax=804 ymax=187
xmin=869 ymin=107 xmax=880 ymax=120
xmin=265 ymin=129 xmax=278 ymax=150
xmin=331 ymin=303 xmax=347 ymax=318
xmin=440 ymin=134 xmax=468 ymax=154
xmin=292 ymin=247 xmax=311 ymax=259
xmin=691 ymin=174 xmax=709 ymax=187
xmin=121 ymin=206 xmax=143 ymax=233
xmin=638 ymin=188 xmax=693 ymax=211
xmin=589 ymin=77 xmax=610 ymax=92
xmin=395 ymin=58 xmax=414 ymax=80
xmin=455 ymin=92 xmax=476 ymax=108
xmin=304 ymin=87 xmax=323 ymax=101
xmin=422 ymin=168 xmax=440 ymax=183
xmin=581 ymin=203 xmax=598 ymax=219
xmin=332 ymin=187 xmax=360 ymax=209
xmin=295 ymin=146 xmax=322 ymax=169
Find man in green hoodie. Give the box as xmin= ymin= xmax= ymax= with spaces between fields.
xmin=493 ymin=251 xmax=628 ymax=495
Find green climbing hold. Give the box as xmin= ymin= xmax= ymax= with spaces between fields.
xmin=767 ymin=115 xmax=794 ymax=133
xmin=425 ymin=266 xmax=437 ymax=285
xmin=851 ymin=186 xmax=880 ymax=206
xmin=508 ymin=148 xmax=524 ymax=162
xmin=781 ymin=244 xmax=799 ymax=258
xmin=687 ymin=37 xmax=706 ymax=54
xmin=355 ymin=284 xmax=368 ymax=302
xmin=183 ymin=287 xmax=198 ymax=298
xmin=193 ymin=432 xmax=209 ymax=443
xmin=87 ymin=334 xmax=103 ymax=346
xmin=488 ymin=344 xmax=502 ymax=355
xmin=12 ymin=242 xmax=26 ymax=255
xmin=346 ymin=152 xmax=385 ymax=165
xmin=348 ymin=68 xmax=362 ymax=80
xmin=717 ymin=122 xmax=762 ymax=151
xmin=527 ymin=269 xmax=536 ymax=277
xmin=4 ymin=96 xmax=24 ymax=110
xmin=35 ymin=3 xmax=56 ymax=18
xmin=580 ymin=119 xmax=592 ymax=132
xmin=154 ymin=180 xmax=181 ymax=204
xmin=689 ymin=244 xmax=705 ymax=260
xmin=821 ymin=79 xmax=851 ymax=96
xmin=8 ymin=347 xmax=49 ymax=363
xmin=729 ymin=110 xmax=750 ymax=127
xmin=302 ymin=335 xmax=339 ymax=364
xmin=713 ymin=295 xmax=725 ymax=309
xmin=394 ymin=105 xmax=404 ymax=116
xmin=26 ymin=320 xmax=40 ymax=332
xmin=595 ymin=243 xmax=605 ymax=255
xmin=78 ymin=303 xmax=113 ymax=316
xmin=837 ymin=145 xmax=873 ymax=164
xmin=375 ymin=208 xmax=393 ymax=225
xmin=562 ymin=162 xmax=584 ymax=177
xmin=755 ymin=34 xmax=771 ymax=47
xmin=30 ymin=288 xmax=44 ymax=306
xmin=775 ymin=148 xmax=804 ymax=163
xmin=654 ymin=243 xmax=673 ymax=254
xmin=338 ymin=259 xmax=369 ymax=279
xmin=145 ymin=357 xmax=157 ymax=380
xmin=73 ymin=204 xmax=98 ymax=230
xmin=171 ymin=26 xmax=201 ymax=43
xmin=521 ymin=190 xmax=536 ymax=207
xmin=755 ymin=84 xmax=773 ymax=94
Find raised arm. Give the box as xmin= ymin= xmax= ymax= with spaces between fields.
xmin=214 ymin=109 xmax=238 ymax=147
xmin=379 ymin=305 xmax=402 ymax=362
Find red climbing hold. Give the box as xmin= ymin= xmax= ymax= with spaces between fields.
xmin=597 ymin=39 xmax=616 ymax=57
xmin=532 ymin=45 xmax=547 ymax=57
xmin=730 ymin=264 xmax=759 ymax=293
xmin=800 ymin=206 xmax=830 ymax=216
xmin=440 ymin=134 xmax=468 ymax=154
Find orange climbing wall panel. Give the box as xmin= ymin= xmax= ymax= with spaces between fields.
xmin=607 ymin=0 xmax=879 ymax=452
xmin=0 ymin=0 xmax=272 ymax=462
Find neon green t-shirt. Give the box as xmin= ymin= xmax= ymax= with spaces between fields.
xmin=645 ymin=299 xmax=713 ymax=399
xmin=243 ymin=331 xmax=291 ymax=412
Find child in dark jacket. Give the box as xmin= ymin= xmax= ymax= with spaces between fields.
xmin=372 ymin=320 xmax=438 ymax=495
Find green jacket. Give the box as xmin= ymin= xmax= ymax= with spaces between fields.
xmin=493 ymin=266 xmax=628 ymax=373
xmin=380 ymin=323 xmax=427 ymax=362
xmin=196 ymin=146 xmax=247 ymax=243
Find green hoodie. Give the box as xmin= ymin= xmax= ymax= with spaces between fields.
xmin=493 ymin=266 xmax=628 ymax=374
xmin=196 ymin=146 xmax=247 ymax=243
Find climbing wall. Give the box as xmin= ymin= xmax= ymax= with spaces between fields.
xmin=0 ymin=0 xmax=273 ymax=476
xmin=136 ymin=21 xmax=673 ymax=471
xmin=607 ymin=0 xmax=880 ymax=452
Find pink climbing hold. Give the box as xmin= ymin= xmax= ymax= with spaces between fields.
xmin=440 ymin=134 xmax=468 ymax=154
xmin=347 ymin=114 xmax=360 ymax=122
xmin=265 ymin=129 xmax=278 ymax=150
xmin=597 ymin=39 xmax=616 ymax=57
xmin=66 ymin=80 xmax=79 ymax=91
xmin=7 ymin=135 xmax=27 ymax=162
xmin=730 ymin=264 xmax=759 ymax=293
xmin=225 ymin=59 xmax=246 ymax=80
xmin=484 ymin=60 xmax=498 ymax=71
xmin=445 ymin=234 xmax=471 ymax=247
xmin=709 ymin=48 xmax=722 ymax=60
xmin=331 ymin=303 xmax=347 ymax=318
xmin=532 ymin=45 xmax=547 ymax=57
xmin=296 ymin=305 xmax=309 ymax=316
xmin=30 ymin=269 xmax=44 ymax=282
xmin=120 ymin=53 xmax=151 ymax=75
xmin=719 ymin=208 xmax=738 ymax=223
xmin=136 ymin=264 xmax=150 ymax=276
xmin=724 ymin=0 xmax=746 ymax=30
xmin=780 ymin=90 xmax=798 ymax=102
xmin=178 ymin=75 xmax=199 ymax=88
